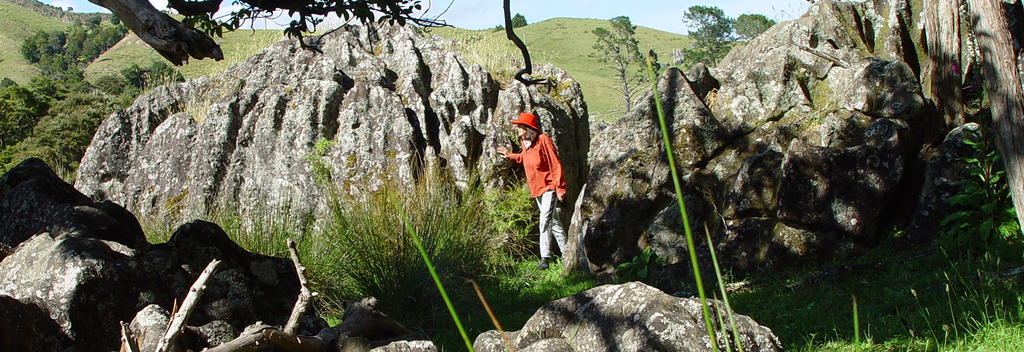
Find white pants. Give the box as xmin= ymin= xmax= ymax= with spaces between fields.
xmin=536 ymin=190 xmax=566 ymax=258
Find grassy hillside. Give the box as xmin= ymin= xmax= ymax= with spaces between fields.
xmin=426 ymin=18 xmax=691 ymax=120
xmin=85 ymin=29 xmax=285 ymax=83
xmin=0 ymin=0 xmax=68 ymax=83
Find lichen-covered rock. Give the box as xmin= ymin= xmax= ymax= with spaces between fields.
xmin=777 ymin=118 xmax=907 ymax=241
xmin=0 ymin=158 xmax=147 ymax=254
xmin=0 ymin=233 xmax=142 ymax=352
xmin=473 ymin=282 xmax=781 ymax=352
xmin=576 ymin=0 xmax=931 ymax=286
xmin=0 ymin=161 xmax=324 ymax=351
xmin=75 ymin=23 xmax=589 ymax=228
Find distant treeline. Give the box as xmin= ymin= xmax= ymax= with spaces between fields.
xmin=1 ymin=15 xmax=182 ymax=176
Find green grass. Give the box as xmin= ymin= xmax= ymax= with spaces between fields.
xmin=0 ymin=0 xmax=68 ymax=84
xmin=426 ymin=18 xmax=691 ymax=121
xmin=728 ymin=241 xmax=1024 ymax=352
xmin=84 ymin=29 xmax=284 ymax=83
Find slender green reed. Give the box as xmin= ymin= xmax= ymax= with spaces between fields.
xmin=645 ymin=54 xmax=716 ymax=351
xmin=852 ymin=294 xmax=860 ymax=348
xmin=706 ymin=228 xmax=744 ymax=351
xmin=402 ymin=208 xmax=474 ymax=351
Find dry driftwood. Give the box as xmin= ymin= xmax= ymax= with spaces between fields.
xmin=202 ymin=239 xmax=414 ymax=352
xmin=156 ymin=259 xmax=221 ymax=352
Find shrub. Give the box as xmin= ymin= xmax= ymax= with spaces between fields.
xmin=941 ymin=127 xmax=1021 ymax=256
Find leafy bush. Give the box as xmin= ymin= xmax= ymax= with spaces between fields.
xmin=941 ymin=128 xmax=1021 ymax=256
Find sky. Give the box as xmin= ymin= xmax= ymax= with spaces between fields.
xmin=41 ymin=0 xmax=812 ymax=35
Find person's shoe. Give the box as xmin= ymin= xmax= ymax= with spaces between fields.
xmin=537 ymin=257 xmax=549 ymax=270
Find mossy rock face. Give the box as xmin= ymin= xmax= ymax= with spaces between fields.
xmin=582 ymin=0 xmax=933 ymax=285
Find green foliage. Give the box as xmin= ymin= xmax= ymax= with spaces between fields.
xmin=511 ymin=13 xmax=528 ymax=28
xmin=616 ymin=246 xmax=665 ymax=282
xmin=0 ymin=85 xmax=47 ymax=149
xmin=940 ymin=129 xmax=1021 ymax=256
xmin=0 ymin=91 xmax=118 ymax=173
xmin=120 ymin=61 xmax=185 ymax=91
xmin=483 ymin=180 xmax=537 ymax=258
xmin=681 ymin=5 xmax=734 ymax=68
xmin=321 ymin=172 xmax=500 ymax=328
xmin=731 ymin=244 xmax=1024 ymax=351
xmin=590 ymin=16 xmax=648 ymax=113
xmin=20 ymin=23 xmax=128 ymax=79
xmin=733 ymin=13 xmax=776 ymax=41
xmin=302 ymin=138 xmax=335 ymax=186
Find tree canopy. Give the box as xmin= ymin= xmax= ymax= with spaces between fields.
xmin=680 ymin=5 xmax=734 ymax=68
xmin=733 ymin=13 xmax=776 ymax=41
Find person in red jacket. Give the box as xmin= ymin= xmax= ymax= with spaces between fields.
xmin=497 ymin=112 xmax=566 ymax=270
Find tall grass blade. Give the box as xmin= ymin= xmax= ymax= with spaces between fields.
xmin=401 ymin=209 xmax=473 ymax=351
xmin=706 ymin=228 xmax=744 ymax=351
xmin=645 ymin=54 xmax=717 ymax=351
xmin=469 ymin=279 xmax=514 ymax=352
xmin=853 ymin=294 xmax=860 ymax=349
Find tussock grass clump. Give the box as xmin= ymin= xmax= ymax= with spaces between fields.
xmin=316 ymin=170 xmax=500 ymax=328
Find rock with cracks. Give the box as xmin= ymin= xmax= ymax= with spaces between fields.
xmin=473 ymin=282 xmax=782 ymax=352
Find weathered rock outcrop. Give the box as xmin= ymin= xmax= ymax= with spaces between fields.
xmin=580 ymin=0 xmax=937 ymax=287
xmin=75 ymin=24 xmax=589 ymax=226
xmin=2 ymin=159 xmax=426 ymax=351
xmin=473 ymin=282 xmax=781 ymax=352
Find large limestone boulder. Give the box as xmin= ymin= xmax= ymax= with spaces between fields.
xmin=473 ymin=282 xmax=781 ymax=352
xmin=579 ymin=0 xmax=932 ymax=287
xmin=75 ymin=24 xmax=589 ymax=226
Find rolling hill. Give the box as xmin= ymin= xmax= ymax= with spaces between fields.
xmin=0 ymin=0 xmax=68 ymax=83
xmin=425 ymin=17 xmax=691 ymax=120
xmin=85 ymin=29 xmax=285 ymax=82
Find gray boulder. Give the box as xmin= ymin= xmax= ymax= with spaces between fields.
xmin=578 ymin=0 xmax=931 ymax=286
xmin=473 ymin=282 xmax=781 ymax=352
xmin=0 ymin=158 xmax=147 ymax=254
xmin=0 ymin=233 xmax=142 ymax=352
xmin=75 ymin=23 xmax=589 ymax=228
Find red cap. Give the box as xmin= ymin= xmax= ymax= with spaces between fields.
xmin=510 ymin=112 xmax=539 ymax=131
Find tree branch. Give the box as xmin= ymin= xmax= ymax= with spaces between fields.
xmin=155 ymin=259 xmax=222 ymax=352
xmin=284 ymin=238 xmax=314 ymax=335
xmin=88 ymin=0 xmax=223 ymax=65
xmin=503 ymin=0 xmax=547 ymax=86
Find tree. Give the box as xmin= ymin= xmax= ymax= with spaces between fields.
xmin=0 ymin=86 xmax=47 ymax=148
xmin=733 ymin=13 xmax=776 ymax=41
xmin=88 ymin=0 xmax=445 ymax=66
xmin=511 ymin=13 xmax=527 ymax=28
xmin=590 ymin=16 xmax=647 ymax=113
xmin=965 ymin=0 xmax=1024 ymax=239
xmin=681 ymin=5 xmax=733 ymax=68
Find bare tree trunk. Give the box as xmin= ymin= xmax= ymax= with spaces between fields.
xmin=967 ymin=0 xmax=1024 ymax=233
xmin=925 ymin=0 xmax=964 ymax=129
xmin=87 ymin=0 xmax=223 ymax=65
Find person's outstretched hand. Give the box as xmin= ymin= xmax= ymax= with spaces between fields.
xmin=497 ymin=146 xmax=510 ymax=159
